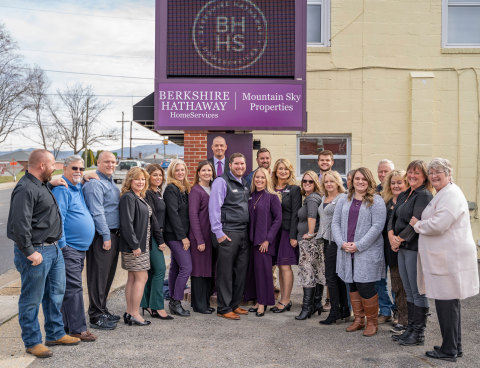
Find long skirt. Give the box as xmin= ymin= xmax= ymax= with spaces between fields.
xmin=298 ymin=237 xmax=325 ymax=288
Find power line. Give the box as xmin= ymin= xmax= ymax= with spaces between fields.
xmin=0 ymin=5 xmax=155 ymax=22
xmin=22 ymin=49 xmax=152 ymax=60
xmin=19 ymin=67 xmax=153 ymax=80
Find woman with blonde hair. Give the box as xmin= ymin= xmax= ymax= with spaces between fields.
xmin=270 ymin=158 xmax=302 ymax=313
xmin=244 ymin=168 xmax=282 ymax=316
xmin=295 ymin=170 xmax=325 ymax=320
xmin=317 ymin=170 xmax=350 ymax=324
xmin=164 ymin=159 xmax=192 ymax=317
xmin=119 ymin=167 xmax=164 ymax=326
xmin=332 ymin=167 xmax=386 ymax=336
xmin=381 ymin=170 xmax=408 ymax=334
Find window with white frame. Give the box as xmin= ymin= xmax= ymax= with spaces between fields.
xmin=442 ymin=0 xmax=480 ymax=47
xmin=297 ymin=136 xmax=350 ymax=177
xmin=307 ymin=0 xmax=330 ymax=47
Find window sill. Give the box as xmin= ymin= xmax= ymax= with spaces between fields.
xmin=441 ymin=48 xmax=480 ymax=54
xmin=307 ymin=47 xmax=331 ymax=53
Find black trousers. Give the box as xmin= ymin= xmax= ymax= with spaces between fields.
xmin=323 ymin=240 xmax=348 ymax=311
xmin=435 ymin=299 xmax=462 ymax=356
xmin=213 ymin=230 xmax=250 ymax=314
xmin=86 ymin=231 xmax=119 ymax=320
xmin=191 ymin=276 xmax=213 ymax=312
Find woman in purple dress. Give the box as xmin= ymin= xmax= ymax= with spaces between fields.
xmin=270 ymin=158 xmax=301 ymax=313
xmin=189 ymin=161 xmax=216 ymax=314
xmin=246 ymin=168 xmax=282 ymax=317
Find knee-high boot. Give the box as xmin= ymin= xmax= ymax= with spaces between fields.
xmin=362 ymin=294 xmax=379 ymax=337
xmin=346 ymin=291 xmax=365 ymax=332
xmin=312 ymin=284 xmax=324 ymax=316
xmin=295 ymin=287 xmax=315 ymax=320
xmin=400 ymin=306 xmax=429 ymax=346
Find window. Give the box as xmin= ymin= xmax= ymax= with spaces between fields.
xmin=307 ymin=0 xmax=330 ymax=47
xmin=442 ymin=0 xmax=480 ymax=47
xmin=297 ymin=136 xmax=350 ymax=177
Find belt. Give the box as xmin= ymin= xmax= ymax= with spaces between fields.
xmin=33 ymin=241 xmax=58 ymax=247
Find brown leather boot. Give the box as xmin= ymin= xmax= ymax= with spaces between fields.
xmin=362 ymin=294 xmax=379 ymax=337
xmin=346 ymin=291 xmax=365 ymax=332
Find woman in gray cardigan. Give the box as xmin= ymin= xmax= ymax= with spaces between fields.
xmin=331 ymin=167 xmax=386 ymax=337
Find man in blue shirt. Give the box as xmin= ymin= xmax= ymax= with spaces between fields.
xmin=83 ymin=151 xmax=121 ymax=330
xmin=52 ymin=155 xmax=96 ymax=342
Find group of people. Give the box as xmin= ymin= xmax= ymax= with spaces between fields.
xmin=7 ymin=140 xmax=479 ymax=363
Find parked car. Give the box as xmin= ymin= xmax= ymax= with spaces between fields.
xmin=113 ymin=160 xmax=143 ymax=183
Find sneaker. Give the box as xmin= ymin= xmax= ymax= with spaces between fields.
xmin=390 ymin=323 xmax=406 ymax=334
xmin=26 ymin=344 xmax=53 ymax=358
xmin=45 ymin=335 xmax=81 ymax=346
xmin=70 ymin=331 xmax=97 ymax=342
xmin=378 ymin=314 xmax=392 ymax=324
xmin=90 ymin=316 xmax=116 ymax=330
xmin=105 ymin=311 xmax=121 ymax=322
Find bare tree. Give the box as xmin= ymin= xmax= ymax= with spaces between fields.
xmin=23 ymin=66 xmax=64 ymax=157
xmin=50 ymin=83 xmax=116 ymax=155
xmin=0 ymin=24 xmax=31 ymax=144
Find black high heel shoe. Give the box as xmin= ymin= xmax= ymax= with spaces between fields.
xmin=142 ymin=307 xmax=153 ymax=317
xmin=128 ymin=316 xmax=151 ymax=326
xmin=256 ymin=306 xmax=265 ymax=317
xmin=123 ymin=312 xmax=131 ymax=324
xmin=272 ymin=301 xmax=292 ymax=314
xmin=248 ymin=307 xmax=258 ymax=313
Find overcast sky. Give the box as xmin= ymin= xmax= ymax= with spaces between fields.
xmin=0 ymin=0 xmax=163 ymax=152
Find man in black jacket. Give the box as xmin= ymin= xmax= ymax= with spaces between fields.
xmin=7 ymin=149 xmax=80 ymax=358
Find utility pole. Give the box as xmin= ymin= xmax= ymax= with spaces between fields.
xmin=129 ymin=120 xmax=133 ymax=159
xmin=84 ymin=98 xmax=89 ymax=166
xmin=116 ymin=112 xmax=126 ymax=159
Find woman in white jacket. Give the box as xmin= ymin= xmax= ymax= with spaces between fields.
xmin=410 ymin=158 xmax=479 ymax=362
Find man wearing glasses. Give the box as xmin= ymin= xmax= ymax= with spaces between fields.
xmin=52 ymin=155 xmax=96 ymax=342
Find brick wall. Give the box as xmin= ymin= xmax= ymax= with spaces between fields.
xmin=183 ymin=131 xmax=208 ymax=183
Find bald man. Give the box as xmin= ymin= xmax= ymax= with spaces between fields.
xmin=208 ymin=136 xmax=228 ymax=176
xmin=83 ymin=151 xmax=121 ymax=330
xmin=8 ymin=149 xmax=80 ymax=358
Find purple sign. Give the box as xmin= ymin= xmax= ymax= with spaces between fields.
xmin=155 ymin=82 xmax=305 ymax=130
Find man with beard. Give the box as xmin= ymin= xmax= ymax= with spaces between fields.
xmin=52 ymin=155 xmax=96 ymax=342
xmin=7 ymin=149 xmax=80 ymax=358
xmin=244 ymin=148 xmax=272 ymax=189
xmin=317 ymin=150 xmax=348 ymax=189
xmin=209 ymin=153 xmax=250 ymax=320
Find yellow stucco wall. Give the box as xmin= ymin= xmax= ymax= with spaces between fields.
xmin=253 ymin=0 xmax=480 ymax=255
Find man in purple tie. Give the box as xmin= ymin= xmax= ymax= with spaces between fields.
xmin=208 ymin=136 xmax=228 ymax=176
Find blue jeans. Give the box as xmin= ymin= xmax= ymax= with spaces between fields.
xmin=14 ymin=244 xmax=66 ymax=348
xmin=375 ymin=272 xmax=395 ymax=316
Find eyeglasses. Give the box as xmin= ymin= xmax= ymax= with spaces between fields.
xmin=302 ymin=179 xmax=314 ymax=184
xmin=428 ymin=171 xmax=445 ymax=176
xmin=71 ymin=166 xmax=85 ymax=172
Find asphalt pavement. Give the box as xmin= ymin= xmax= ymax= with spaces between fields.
xmin=1 ymin=264 xmax=479 ymax=368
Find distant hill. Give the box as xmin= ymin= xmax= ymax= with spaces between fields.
xmin=0 ymin=143 xmax=184 ymax=161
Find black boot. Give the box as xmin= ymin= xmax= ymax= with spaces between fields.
xmin=312 ymin=284 xmax=324 ymax=316
xmin=400 ymin=306 xmax=429 ymax=346
xmin=339 ymin=306 xmax=352 ymax=323
xmin=169 ymin=299 xmax=191 ymax=317
xmin=393 ymin=301 xmax=414 ymax=342
xmin=295 ymin=287 xmax=315 ymax=320
xmin=320 ymin=307 xmax=341 ymax=325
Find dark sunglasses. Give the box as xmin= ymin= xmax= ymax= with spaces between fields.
xmin=302 ymin=179 xmax=314 ymax=184
xmin=71 ymin=166 xmax=85 ymax=172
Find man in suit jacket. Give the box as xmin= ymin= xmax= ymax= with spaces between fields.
xmin=208 ymin=136 xmax=228 ymax=176
xmin=244 ymin=147 xmax=272 ymax=189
